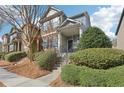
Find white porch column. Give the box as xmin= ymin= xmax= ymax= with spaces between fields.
xmin=79 ymin=27 xmax=83 ymax=38
xmin=17 ymin=42 xmax=20 ymax=51
xmin=58 ymin=32 xmax=61 ymax=53
xmin=79 ymin=25 xmax=85 ymax=38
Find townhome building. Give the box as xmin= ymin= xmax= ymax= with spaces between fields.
xmin=2 ymin=6 xmax=91 ymax=53
xmin=40 ymin=6 xmax=91 ymax=53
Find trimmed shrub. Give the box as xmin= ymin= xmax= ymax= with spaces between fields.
xmin=4 ymin=51 xmax=27 ymax=62
xmin=61 ymin=64 xmax=124 ymax=87
xmin=69 ymin=48 xmax=124 ymax=69
xmin=78 ymin=26 xmax=112 ymax=50
xmin=0 ymin=52 xmax=5 ymax=60
xmin=0 ymin=52 xmax=2 ymax=58
xmin=35 ymin=49 xmax=57 ymax=71
xmin=79 ymin=66 xmax=107 ymax=87
xmin=61 ymin=64 xmax=81 ymax=85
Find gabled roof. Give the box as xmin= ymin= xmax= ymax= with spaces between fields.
xmin=59 ymin=18 xmax=81 ymax=28
xmin=10 ymin=27 xmax=18 ymax=33
xmin=115 ymin=8 xmax=124 ymax=35
xmin=2 ymin=33 xmax=9 ymax=39
xmin=41 ymin=6 xmax=62 ymax=19
xmin=69 ymin=11 xmax=89 ymax=19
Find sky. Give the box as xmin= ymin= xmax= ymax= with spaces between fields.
xmin=0 ymin=5 xmax=124 ymax=42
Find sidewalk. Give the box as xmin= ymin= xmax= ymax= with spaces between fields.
xmin=0 ymin=67 xmax=60 ymax=87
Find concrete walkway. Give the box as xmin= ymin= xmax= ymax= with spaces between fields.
xmin=0 ymin=67 xmax=60 ymax=87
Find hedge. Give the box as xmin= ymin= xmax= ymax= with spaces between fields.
xmin=79 ymin=67 xmax=107 ymax=87
xmin=69 ymin=48 xmax=124 ymax=69
xmin=78 ymin=26 xmax=112 ymax=50
xmin=61 ymin=64 xmax=81 ymax=85
xmin=61 ymin=64 xmax=124 ymax=87
xmin=0 ymin=52 xmax=6 ymax=60
xmin=4 ymin=51 xmax=27 ymax=62
xmin=34 ymin=49 xmax=57 ymax=71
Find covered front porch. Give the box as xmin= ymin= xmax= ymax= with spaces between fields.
xmin=57 ymin=23 xmax=82 ymax=53
xmin=3 ymin=40 xmax=22 ymax=53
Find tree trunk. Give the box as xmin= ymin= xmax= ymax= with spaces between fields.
xmin=28 ymin=46 xmax=33 ymax=63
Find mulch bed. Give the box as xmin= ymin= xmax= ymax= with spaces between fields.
xmin=4 ymin=58 xmax=50 ymax=79
xmin=0 ymin=60 xmax=13 ymax=67
xmin=50 ymin=75 xmax=74 ymax=87
xmin=0 ymin=81 xmax=6 ymax=87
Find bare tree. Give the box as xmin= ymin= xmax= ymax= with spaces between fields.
xmin=0 ymin=5 xmax=46 ymax=62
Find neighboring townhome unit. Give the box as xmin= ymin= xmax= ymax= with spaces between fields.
xmin=2 ymin=28 xmax=21 ymax=52
xmin=40 ymin=6 xmax=91 ymax=53
xmin=115 ymin=8 xmax=124 ymax=50
xmin=2 ymin=24 xmax=42 ymax=53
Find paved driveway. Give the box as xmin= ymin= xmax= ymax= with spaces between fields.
xmin=0 ymin=67 xmax=60 ymax=87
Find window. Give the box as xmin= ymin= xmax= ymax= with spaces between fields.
xmin=52 ymin=36 xmax=58 ymax=48
xmin=43 ymin=21 xmax=49 ymax=31
xmin=52 ymin=17 xmax=60 ymax=28
xmin=43 ymin=38 xmax=48 ymax=48
xmin=9 ymin=44 xmax=14 ymax=51
xmin=43 ymin=17 xmax=60 ymax=31
xmin=73 ymin=35 xmax=79 ymax=49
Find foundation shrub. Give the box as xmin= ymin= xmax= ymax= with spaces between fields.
xmin=4 ymin=51 xmax=27 ymax=62
xmin=61 ymin=64 xmax=124 ymax=87
xmin=35 ymin=49 xmax=57 ymax=71
xmin=0 ymin=52 xmax=5 ymax=60
xmin=69 ymin=48 xmax=124 ymax=69
xmin=61 ymin=64 xmax=81 ymax=85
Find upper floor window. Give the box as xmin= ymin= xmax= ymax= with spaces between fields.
xmin=42 ymin=16 xmax=60 ymax=32
xmin=43 ymin=21 xmax=49 ymax=31
xmin=52 ymin=17 xmax=60 ymax=28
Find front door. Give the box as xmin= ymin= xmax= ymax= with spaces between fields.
xmin=68 ymin=40 xmax=73 ymax=52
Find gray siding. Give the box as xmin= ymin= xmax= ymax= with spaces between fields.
xmin=117 ymin=16 xmax=124 ymax=50
xmin=73 ymin=16 xmax=90 ymax=31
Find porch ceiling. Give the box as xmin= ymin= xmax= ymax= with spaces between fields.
xmin=59 ymin=24 xmax=79 ymax=37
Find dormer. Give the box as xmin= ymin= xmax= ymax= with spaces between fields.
xmin=40 ymin=6 xmax=66 ymax=24
xmin=69 ymin=11 xmax=91 ymax=29
xmin=40 ymin=6 xmax=66 ymax=32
